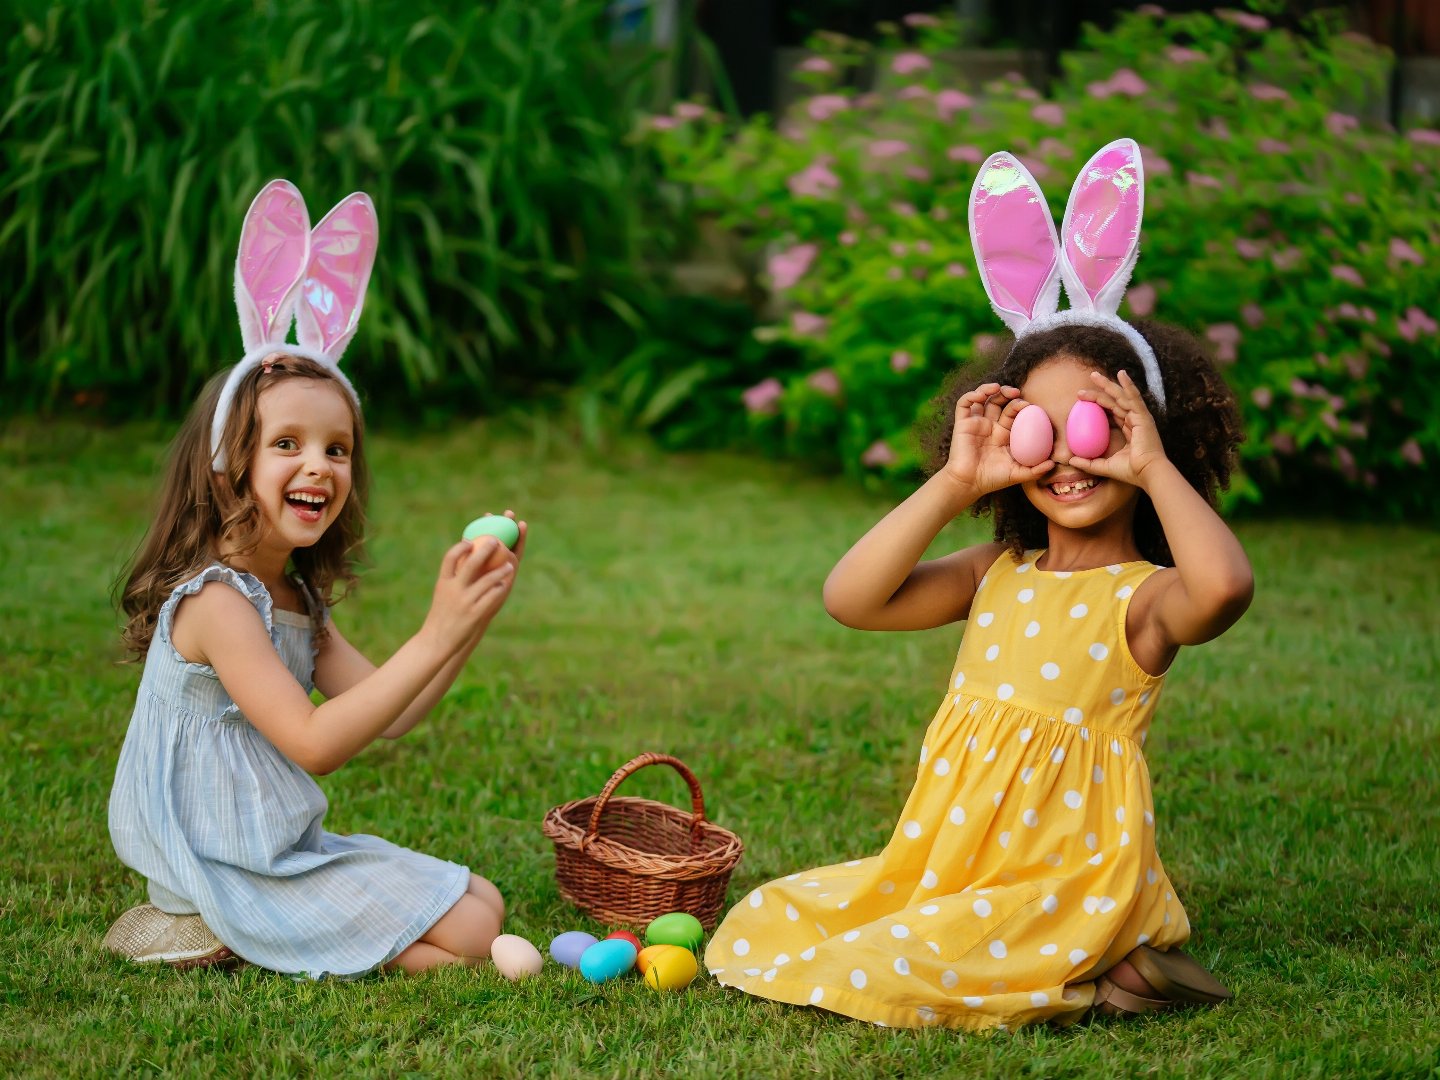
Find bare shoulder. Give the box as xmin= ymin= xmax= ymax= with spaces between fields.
xmin=170 ymin=579 xmax=269 ymax=666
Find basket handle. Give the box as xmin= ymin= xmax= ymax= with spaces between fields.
xmin=582 ymin=752 xmax=708 ymax=849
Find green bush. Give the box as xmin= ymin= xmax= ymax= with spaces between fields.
xmin=1 ymin=0 xmax=671 ymax=418
xmin=644 ymin=8 xmax=1439 ymax=518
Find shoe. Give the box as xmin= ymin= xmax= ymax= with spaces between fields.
xmin=1092 ymin=946 xmax=1232 ymax=1016
xmin=103 ymin=903 xmax=238 ymax=970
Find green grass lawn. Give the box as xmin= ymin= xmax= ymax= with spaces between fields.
xmin=3 ymin=418 xmax=1437 ymax=1078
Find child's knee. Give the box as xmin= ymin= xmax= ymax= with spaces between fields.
xmin=426 ymin=893 xmax=500 ymax=961
xmin=468 ymin=874 xmax=506 ymax=921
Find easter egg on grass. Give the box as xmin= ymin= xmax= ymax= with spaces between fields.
xmin=642 ymin=944 xmax=699 ymax=991
xmin=1008 ymin=404 xmax=1054 ymax=467
xmin=490 ymin=934 xmax=544 ymax=980
xmin=549 ymin=931 xmax=598 ymax=969
xmin=604 ymin=930 xmax=643 ymax=951
xmin=635 ymin=945 xmax=670 ymax=975
xmin=462 ymin=514 xmax=520 ymax=550
xmin=644 ymin=911 xmax=704 ymax=952
xmin=578 ymin=939 xmax=637 ymax=983
xmin=1066 ymin=400 xmax=1111 ymax=459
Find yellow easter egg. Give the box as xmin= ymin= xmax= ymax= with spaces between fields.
xmin=643 ymin=944 xmax=698 ymax=991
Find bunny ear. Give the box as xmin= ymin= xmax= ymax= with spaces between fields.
xmin=968 ymin=152 xmax=1061 ymax=334
xmin=294 ymin=193 xmax=378 ymax=362
xmin=1059 ymin=138 xmax=1144 ymax=316
xmin=235 ymin=180 xmax=311 ymax=351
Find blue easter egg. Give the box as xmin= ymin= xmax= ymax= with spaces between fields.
xmin=549 ymin=931 xmax=598 ymax=969
xmin=578 ymin=938 xmax=637 ymax=983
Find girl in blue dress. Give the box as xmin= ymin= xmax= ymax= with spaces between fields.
xmin=105 ymin=181 xmax=522 ymax=978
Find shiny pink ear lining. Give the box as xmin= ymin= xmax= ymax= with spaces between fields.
xmin=295 ymin=193 xmax=379 ymax=359
xmin=1060 ymin=138 xmax=1144 ymax=313
xmin=969 ymin=153 xmax=1061 ymax=331
xmin=235 ymin=180 xmax=310 ymax=349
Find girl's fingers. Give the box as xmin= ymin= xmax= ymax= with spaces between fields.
xmin=440 ymin=540 xmax=470 ymax=578
xmin=997 ymin=396 xmax=1031 ymax=428
xmin=512 ymin=520 xmax=528 ymax=562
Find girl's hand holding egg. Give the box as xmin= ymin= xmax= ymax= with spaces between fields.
xmin=947 ymin=383 xmax=1055 ymax=498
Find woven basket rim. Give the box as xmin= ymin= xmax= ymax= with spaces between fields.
xmin=543 ymin=795 xmax=743 ymax=879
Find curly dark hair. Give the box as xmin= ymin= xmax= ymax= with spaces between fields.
xmin=918 ymin=320 xmax=1243 ymax=565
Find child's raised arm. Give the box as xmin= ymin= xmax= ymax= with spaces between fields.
xmin=1073 ymin=369 xmax=1254 ymax=666
xmin=172 ymin=539 xmax=515 ymax=774
xmin=824 ymin=383 xmax=1054 ymax=631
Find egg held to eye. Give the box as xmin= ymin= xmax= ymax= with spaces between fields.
xmin=1066 ymin=400 xmax=1111 ymax=459
xmin=1008 ymin=403 xmax=1054 ymax=467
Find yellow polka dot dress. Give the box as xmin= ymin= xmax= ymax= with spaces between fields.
xmin=705 ymin=550 xmax=1191 ymax=1030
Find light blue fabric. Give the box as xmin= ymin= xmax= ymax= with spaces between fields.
xmin=108 ymin=564 xmax=469 ymax=978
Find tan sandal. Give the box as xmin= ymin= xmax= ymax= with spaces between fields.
xmin=1093 ymin=974 xmax=1171 ymax=1015
xmin=1128 ymin=945 xmax=1232 ymax=1005
xmin=103 ymin=903 xmax=239 ymax=971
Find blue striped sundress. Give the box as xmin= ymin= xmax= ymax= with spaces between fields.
xmin=107 ymin=564 xmax=469 ymax=978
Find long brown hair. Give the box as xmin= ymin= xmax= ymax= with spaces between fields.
xmin=919 ymin=320 xmax=1242 ymax=566
xmin=116 ymin=354 xmax=369 ymax=660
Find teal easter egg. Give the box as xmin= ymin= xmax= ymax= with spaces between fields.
xmin=578 ymin=939 xmax=637 ymax=983
xmin=462 ymin=514 xmax=520 ymax=549
xmin=549 ymin=931 xmax=598 ymax=969
xmin=644 ymin=911 xmax=704 ymax=952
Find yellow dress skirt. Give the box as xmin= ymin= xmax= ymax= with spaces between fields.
xmin=705 ymin=550 xmax=1192 ymax=1030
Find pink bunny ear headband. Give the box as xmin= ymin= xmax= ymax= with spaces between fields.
xmin=211 ymin=179 xmax=380 ymax=471
xmin=967 ymin=137 xmax=1165 ymax=412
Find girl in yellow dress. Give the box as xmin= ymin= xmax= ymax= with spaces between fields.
xmin=705 ymin=139 xmax=1253 ymax=1029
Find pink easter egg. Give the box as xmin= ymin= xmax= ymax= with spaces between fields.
xmin=1008 ymin=403 xmax=1054 ymax=466
xmin=1066 ymin=400 xmax=1111 ymax=459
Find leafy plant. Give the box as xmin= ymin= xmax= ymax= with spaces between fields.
xmin=643 ymin=8 xmax=1439 ymax=517
xmin=1 ymin=0 xmax=673 ymax=418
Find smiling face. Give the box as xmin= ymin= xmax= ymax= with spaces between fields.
xmin=1017 ymin=354 xmax=1140 ymax=532
xmin=246 ymin=378 xmax=356 ymax=563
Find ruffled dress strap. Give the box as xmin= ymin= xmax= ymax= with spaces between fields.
xmin=151 ymin=565 xmax=284 ymax=695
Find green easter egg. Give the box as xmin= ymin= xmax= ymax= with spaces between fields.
xmin=644 ymin=911 xmax=704 ymax=952
xmin=462 ymin=514 xmax=519 ymax=549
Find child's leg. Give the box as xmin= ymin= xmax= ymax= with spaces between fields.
xmin=466 ymin=874 xmax=505 ymax=922
xmin=384 ymin=892 xmax=502 ymax=974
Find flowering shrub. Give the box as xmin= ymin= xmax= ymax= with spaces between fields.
xmin=644 ymin=8 xmax=1439 ymax=517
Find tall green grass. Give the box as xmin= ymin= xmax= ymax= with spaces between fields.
xmin=2 ymin=0 xmax=673 ymax=417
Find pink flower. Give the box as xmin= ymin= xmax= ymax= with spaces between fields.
xmin=1390 ymin=238 xmax=1423 ymax=265
xmin=1398 ymin=306 xmax=1439 ymax=341
xmin=1321 ymin=411 xmax=1340 ymax=432
xmin=1242 ymin=302 xmax=1265 ymax=328
xmin=1137 ymin=4 xmax=1166 ymax=14
xmin=891 ymin=201 xmax=918 ymax=217
xmin=787 ymin=161 xmax=841 ymax=198
xmin=1270 ymin=432 xmax=1295 ymax=455
xmin=946 ymin=262 xmax=969 ymax=277
xmin=973 ymin=332 xmax=1001 ymax=355
xmin=674 ymin=102 xmax=708 ymax=120
xmin=839 ymin=230 xmax=857 ymax=246
xmin=930 ymin=206 xmax=950 ymax=222
xmin=1207 ymin=323 xmax=1242 ymax=346
xmin=1251 ymin=387 xmax=1274 ymax=408
xmin=935 ymin=89 xmax=974 ymax=120
xmin=1407 ymin=128 xmax=1440 ymax=146
xmin=914 ymin=240 xmax=932 ymax=254
xmin=1086 ymin=80 xmax=1115 ymax=100
xmin=1400 ymin=438 xmax=1424 ymax=466
xmin=1345 ymin=193 xmax=1364 ymax=206
xmin=905 ymin=166 xmax=933 ymax=182
xmin=892 ymin=52 xmax=932 ymax=76
xmin=1333 ymin=302 xmax=1360 ymax=321
xmin=1127 ymin=283 xmax=1157 ymax=316
xmin=903 ymin=13 xmax=941 ymax=28
xmin=1248 ymin=83 xmax=1291 ymax=102
xmin=806 ymin=94 xmax=851 ymax=121
xmin=1106 ymin=69 xmax=1149 ymax=97
xmin=1257 ymin=138 xmax=1291 ymax=155
xmin=1219 ymin=9 xmax=1269 ymax=31
xmin=791 ymin=311 xmax=829 ymax=336
xmin=1315 ymin=352 xmax=1331 ymax=367
xmin=807 ymin=368 xmax=842 ymax=396
xmin=1031 ymin=103 xmax=1065 ymax=126
xmin=1206 ymin=118 xmax=1232 ymax=141
xmin=1166 ymin=45 xmax=1206 ymax=64
xmin=1139 ymin=147 xmax=1173 ymax=176
xmin=1289 ymin=377 xmax=1313 ymax=397
xmin=947 ymin=145 xmax=985 ymax=164
xmin=1186 ymin=171 xmax=1224 ymax=189
xmin=768 ymin=243 xmax=818 ymax=290
xmin=1331 ymin=265 xmax=1365 ymax=288
xmin=648 ymin=115 xmax=678 ymax=130
xmin=1344 ymin=353 xmax=1368 ymax=378
xmin=1272 ymin=247 xmax=1304 ymax=271
xmin=890 ymin=241 xmax=908 ymax=257
xmin=899 ymin=86 xmax=931 ymax=102
xmin=799 ymin=56 xmax=835 ymax=74
xmin=891 ymin=350 xmax=913 ymax=372
xmin=1235 ymin=238 xmax=1265 ymax=259
xmin=862 ymin=440 xmax=897 ymax=467
xmin=1015 ymin=88 xmax=1040 ymax=102
xmin=868 ymin=139 xmax=911 ymax=159
xmin=742 ymin=377 xmax=783 ymax=413
xmin=1336 ymin=445 xmax=1356 ymax=475
xmin=1036 ymin=137 xmax=1075 ymax=159
xmin=1326 ymin=112 xmax=1359 ymax=136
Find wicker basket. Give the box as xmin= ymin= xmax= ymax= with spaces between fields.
xmin=542 ymin=752 xmax=743 ymax=931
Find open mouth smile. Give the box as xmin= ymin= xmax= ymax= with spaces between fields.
xmin=1046 ymin=476 xmax=1101 ymax=502
xmin=284 ymin=490 xmax=330 ymax=522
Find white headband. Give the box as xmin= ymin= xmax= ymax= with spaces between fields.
xmin=211 ymin=180 xmax=378 ymax=471
xmin=968 ymin=138 xmax=1165 ymax=411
